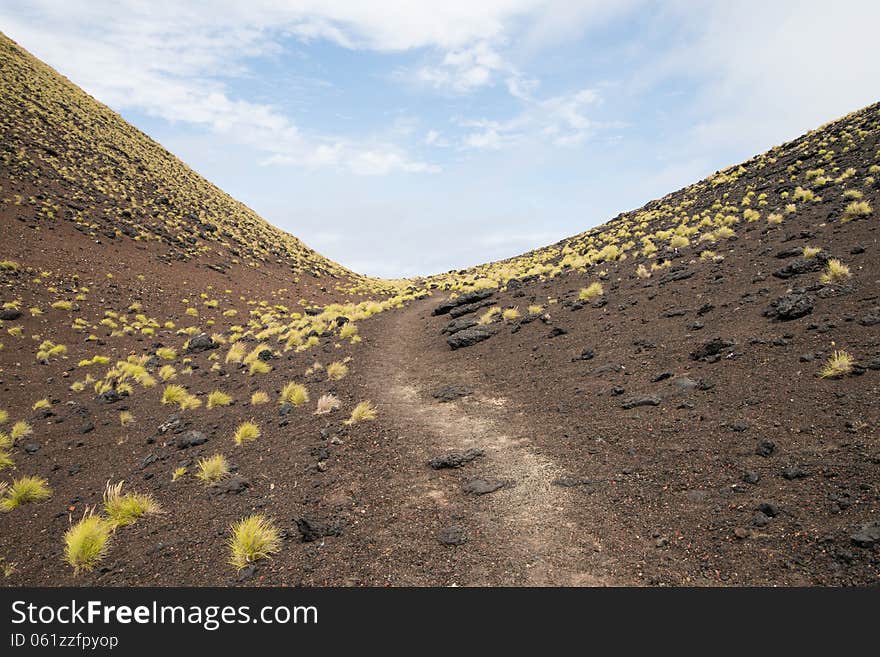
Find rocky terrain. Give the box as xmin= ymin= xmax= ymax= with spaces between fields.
xmin=1 ymin=33 xmax=878 ymax=586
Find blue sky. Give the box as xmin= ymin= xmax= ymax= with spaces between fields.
xmin=2 ymin=1 xmax=879 ymax=277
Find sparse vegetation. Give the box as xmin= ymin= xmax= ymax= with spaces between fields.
xmin=819 ymin=350 xmax=854 ymax=379
xmin=842 ymin=200 xmax=871 ymax=221
xmin=10 ymin=421 xmax=32 ymax=441
xmin=578 ymin=282 xmax=604 ymax=301
xmin=477 ymin=307 xmax=500 ymax=325
xmin=820 ymin=259 xmax=851 ymax=284
xmin=103 ymin=481 xmax=161 ymax=527
xmin=196 ymin=454 xmax=230 ymax=483
xmin=250 ymin=391 xmax=269 ymax=405
xmin=502 ymin=307 xmax=521 ymax=321
xmin=207 ymin=391 xmax=233 ymax=409
xmin=0 ymin=476 xmax=52 ymax=512
xmin=802 ymin=245 xmax=822 ymax=258
xmin=228 ymin=514 xmax=281 ymax=570
xmin=279 ymin=382 xmax=309 ymax=406
xmin=64 ymin=511 xmax=112 ymax=574
xmin=233 ymin=421 xmax=260 ymax=445
xmin=326 ymin=361 xmax=349 ymax=380
xmin=345 ymin=401 xmax=377 ymax=425
xmin=315 ymin=394 xmax=341 ymax=415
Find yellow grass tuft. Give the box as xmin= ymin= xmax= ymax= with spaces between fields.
xmin=228 ymin=514 xmax=281 ymax=570
xmin=0 ymin=476 xmax=52 ymax=512
xmin=842 ymin=200 xmax=871 ymax=222
xmin=477 ymin=307 xmax=500 ymax=325
xmin=578 ymin=282 xmax=604 ymax=301
xmin=248 ymin=359 xmax=272 ymax=375
xmin=502 ymin=307 xmax=521 ymax=321
xmin=250 ymin=391 xmax=269 ymax=405
xmin=225 ymin=342 xmax=246 ymax=364
xmin=103 ymin=481 xmax=161 ymax=527
xmin=10 ymin=421 xmax=32 ymax=441
xmin=819 ymin=350 xmax=854 ymax=379
xmin=64 ymin=511 xmax=113 ymax=574
xmin=233 ymin=421 xmax=260 ymax=446
xmin=161 ymin=384 xmax=188 ymax=405
xmin=156 ymin=347 xmax=177 ymax=361
xmin=344 ymin=401 xmax=377 ymax=425
xmin=326 ymin=361 xmax=349 ymax=381
xmin=802 ymin=245 xmax=822 ymax=258
xmin=820 ymin=259 xmax=851 ymax=284
xmin=196 ymin=454 xmax=230 ymax=483
xmin=207 ymin=391 xmax=233 ymax=409
xmin=279 ymin=382 xmax=309 ymax=406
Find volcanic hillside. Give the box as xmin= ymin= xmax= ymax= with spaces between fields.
xmin=1 ymin=33 xmax=879 ymax=586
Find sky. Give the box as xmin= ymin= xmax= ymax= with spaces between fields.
xmin=2 ymin=1 xmax=879 ymax=278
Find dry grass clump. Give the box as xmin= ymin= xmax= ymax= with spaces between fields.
xmin=0 ymin=476 xmax=52 ymax=512
xmin=156 ymin=347 xmax=177 ymax=361
xmin=233 ymin=421 xmax=260 ymax=445
xmin=802 ymin=245 xmax=822 ymax=258
xmin=250 ymin=391 xmax=269 ymax=405
xmin=248 ymin=359 xmax=272 ymax=375
xmin=228 ymin=514 xmax=281 ymax=570
xmin=669 ymin=234 xmax=690 ymax=248
xmin=477 ymin=307 xmax=500 ymax=325
xmin=225 ymin=342 xmax=246 ymax=364
xmin=315 ymin=394 xmax=341 ymax=415
xmin=502 ymin=307 xmax=521 ymax=321
xmin=207 ymin=390 xmax=233 ymax=409
xmin=0 ymin=409 xmax=7 ymax=424
xmin=64 ymin=510 xmax=112 ymax=574
xmin=103 ymin=481 xmax=161 ymax=527
xmin=195 ymin=454 xmax=230 ymax=483
xmin=326 ymin=361 xmax=349 ymax=381
xmin=842 ymin=200 xmax=871 ymax=222
xmin=344 ymin=401 xmax=377 ymax=425
xmin=578 ymin=282 xmax=604 ymax=301
xmin=119 ymin=410 xmax=135 ymax=426
xmin=819 ymin=350 xmax=854 ymax=379
xmin=635 ymin=264 xmax=651 ymax=279
xmin=527 ymin=305 xmax=543 ymax=315
xmin=10 ymin=421 xmax=32 ymax=441
xmin=280 ymin=382 xmax=309 ymax=406
xmin=820 ymin=259 xmax=851 ymax=284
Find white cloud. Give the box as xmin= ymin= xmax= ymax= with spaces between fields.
xmin=459 ymin=87 xmax=603 ymax=150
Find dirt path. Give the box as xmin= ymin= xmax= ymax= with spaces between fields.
xmin=365 ymin=299 xmax=614 ymax=586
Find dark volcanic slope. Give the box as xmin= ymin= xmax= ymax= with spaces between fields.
xmin=1 ymin=32 xmax=879 ymax=586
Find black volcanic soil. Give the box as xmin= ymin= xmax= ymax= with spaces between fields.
xmin=1 ymin=32 xmax=878 ymax=587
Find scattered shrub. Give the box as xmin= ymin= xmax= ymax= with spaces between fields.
xmin=64 ymin=511 xmax=112 ymax=573
xmin=103 ymin=481 xmax=161 ymax=527
xmin=326 ymin=361 xmax=349 ymax=381
xmin=820 ymin=259 xmax=851 ymax=283
xmin=842 ymin=200 xmax=872 ymax=221
xmin=315 ymin=394 xmax=341 ymax=415
xmin=207 ymin=391 xmax=233 ymax=409
xmin=344 ymin=401 xmax=377 ymax=425
xmin=0 ymin=476 xmax=52 ymax=512
xmin=196 ymin=454 xmax=230 ymax=483
xmin=228 ymin=514 xmax=281 ymax=570
xmin=279 ymin=382 xmax=309 ymax=406
xmin=233 ymin=421 xmax=260 ymax=445
xmin=819 ymin=350 xmax=854 ymax=379
xmin=578 ymin=282 xmax=604 ymax=301
xmin=251 ymin=391 xmax=269 ymax=405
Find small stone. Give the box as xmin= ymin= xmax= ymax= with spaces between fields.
xmin=436 ymin=525 xmax=467 ymax=546
xmin=756 ymin=440 xmax=776 ymax=457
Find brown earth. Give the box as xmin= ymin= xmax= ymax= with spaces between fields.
xmin=0 ymin=33 xmax=878 ymax=586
